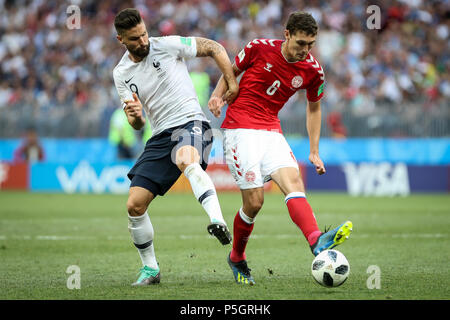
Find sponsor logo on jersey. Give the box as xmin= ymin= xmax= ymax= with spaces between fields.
xmin=125 ymin=76 xmax=134 ymax=84
xmin=263 ymin=63 xmax=273 ymax=72
xmin=291 ymin=75 xmax=303 ymax=88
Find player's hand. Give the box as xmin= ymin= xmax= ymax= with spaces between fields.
xmin=309 ymin=153 xmax=326 ymax=175
xmin=208 ymin=96 xmax=225 ymax=118
xmin=223 ymin=81 xmax=239 ymax=105
xmin=124 ymin=93 xmax=143 ymax=119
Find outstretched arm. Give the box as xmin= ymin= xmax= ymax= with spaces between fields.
xmin=195 ymin=37 xmax=238 ymax=105
xmin=208 ymin=63 xmax=242 ymax=118
xmin=307 ymin=100 xmax=326 ymax=175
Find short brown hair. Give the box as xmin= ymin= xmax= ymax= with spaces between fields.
xmin=285 ymin=11 xmax=318 ymax=36
xmin=114 ymin=8 xmax=142 ymax=35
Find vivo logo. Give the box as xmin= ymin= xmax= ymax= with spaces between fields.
xmin=56 ymin=161 xmax=130 ymax=194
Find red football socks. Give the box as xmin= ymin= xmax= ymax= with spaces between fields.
xmin=230 ymin=192 xmax=321 ymax=262
xmin=230 ymin=209 xmax=254 ymax=263
xmin=285 ymin=192 xmax=321 ymax=245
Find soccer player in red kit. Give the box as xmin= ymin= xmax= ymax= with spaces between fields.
xmin=208 ymin=11 xmax=353 ymax=285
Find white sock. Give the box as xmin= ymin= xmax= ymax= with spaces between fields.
xmin=184 ymin=163 xmax=226 ymax=225
xmin=239 ymin=207 xmax=255 ymax=224
xmin=284 ymin=192 xmax=306 ymax=203
xmin=128 ymin=211 xmax=158 ymax=270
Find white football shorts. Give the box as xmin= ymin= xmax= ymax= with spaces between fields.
xmin=223 ymin=128 xmax=299 ymax=189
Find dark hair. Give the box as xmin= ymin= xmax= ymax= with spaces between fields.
xmin=285 ymin=11 xmax=318 ymax=36
xmin=114 ymin=8 xmax=142 ymax=35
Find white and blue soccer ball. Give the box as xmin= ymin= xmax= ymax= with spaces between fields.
xmin=311 ymin=249 xmax=350 ymax=287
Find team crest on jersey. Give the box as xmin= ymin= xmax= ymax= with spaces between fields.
xmin=152 ymin=58 xmax=166 ymax=78
xmin=245 ymin=171 xmax=256 ymax=183
xmin=291 ymin=76 xmax=303 ymax=88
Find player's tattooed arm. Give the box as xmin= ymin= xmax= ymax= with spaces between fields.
xmin=195 ymin=37 xmax=224 ymax=58
xmin=196 ymin=37 xmax=239 ymax=105
xmin=208 ymin=63 xmax=242 ymax=117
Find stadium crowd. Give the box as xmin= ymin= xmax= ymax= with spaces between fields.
xmin=0 ymin=0 xmax=448 ymax=138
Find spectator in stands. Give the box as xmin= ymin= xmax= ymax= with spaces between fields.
xmin=0 ymin=0 xmax=448 ymax=138
xmin=326 ymin=112 xmax=347 ymax=139
xmin=13 ymin=125 xmax=45 ymax=163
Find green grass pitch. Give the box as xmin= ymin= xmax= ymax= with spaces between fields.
xmin=0 ymin=191 xmax=449 ymax=300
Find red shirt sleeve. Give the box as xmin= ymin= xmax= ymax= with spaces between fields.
xmin=306 ymin=74 xmax=325 ymax=102
xmin=234 ymin=40 xmax=258 ymax=71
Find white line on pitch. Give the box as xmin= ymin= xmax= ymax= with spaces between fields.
xmin=0 ymin=233 xmax=447 ymax=241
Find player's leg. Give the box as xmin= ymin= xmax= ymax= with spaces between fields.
xmin=226 ymin=187 xmax=262 ymax=285
xmin=265 ymin=131 xmax=352 ymax=256
xmin=223 ymin=129 xmax=268 ymax=284
xmin=270 ymin=167 xmax=322 ymax=246
xmin=230 ymin=187 xmax=263 ymax=261
xmin=270 ymin=163 xmax=352 ymax=256
xmin=258 ymin=131 xmax=321 ymax=246
xmin=176 ymin=144 xmax=231 ymax=245
xmin=126 ymin=180 xmax=160 ymax=285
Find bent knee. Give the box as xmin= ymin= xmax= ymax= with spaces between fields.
xmin=244 ymin=198 xmax=264 ymax=216
xmin=176 ymin=146 xmax=200 ymax=172
xmin=127 ymin=186 xmax=154 ymax=216
xmin=126 ymin=198 xmax=148 ymax=216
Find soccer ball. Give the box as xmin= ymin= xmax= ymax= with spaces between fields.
xmin=311 ymin=249 xmax=350 ymax=287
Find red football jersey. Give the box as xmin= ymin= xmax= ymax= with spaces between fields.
xmin=221 ymin=39 xmax=325 ymax=133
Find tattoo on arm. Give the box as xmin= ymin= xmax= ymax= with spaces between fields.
xmin=195 ymin=37 xmax=224 ymax=57
xmin=232 ymin=63 xmax=243 ymax=77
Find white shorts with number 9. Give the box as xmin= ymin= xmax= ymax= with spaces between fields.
xmin=223 ymin=129 xmax=299 ymax=189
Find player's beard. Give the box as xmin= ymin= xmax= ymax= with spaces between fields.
xmin=129 ymin=43 xmax=150 ymax=59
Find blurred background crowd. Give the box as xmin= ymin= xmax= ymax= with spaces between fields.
xmin=0 ymin=0 xmax=448 ymax=139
